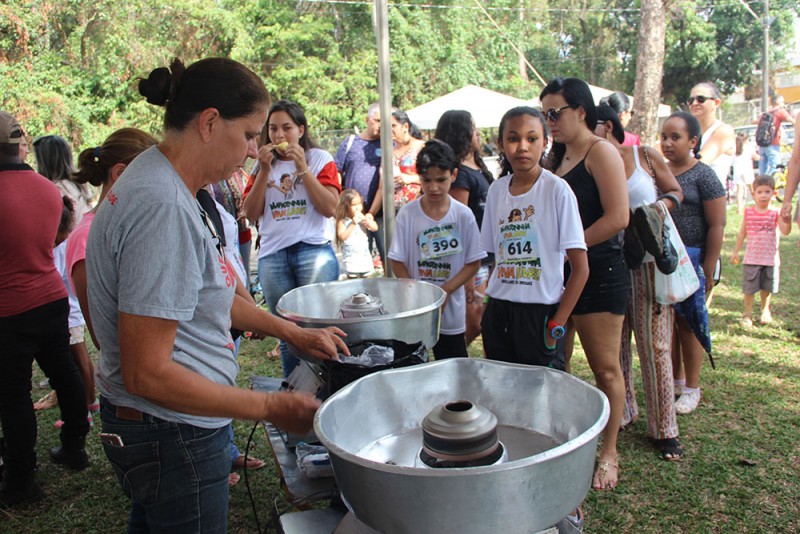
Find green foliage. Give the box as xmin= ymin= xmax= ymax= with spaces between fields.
xmin=1 ymin=0 xmax=797 ymax=149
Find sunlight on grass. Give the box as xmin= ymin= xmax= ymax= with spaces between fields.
xmin=11 ymin=205 xmax=798 ymax=533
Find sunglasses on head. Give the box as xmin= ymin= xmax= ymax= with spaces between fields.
xmin=543 ymin=105 xmax=579 ymax=123
xmin=687 ymin=95 xmax=712 ymax=105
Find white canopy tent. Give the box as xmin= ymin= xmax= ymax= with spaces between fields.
xmin=406 ymin=85 xmax=529 ymax=130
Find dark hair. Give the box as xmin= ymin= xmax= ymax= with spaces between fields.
xmin=666 ymin=111 xmax=702 ymax=157
xmin=596 ymin=103 xmax=625 ymax=144
xmin=692 ymin=81 xmax=721 ymax=100
xmin=496 ymin=106 xmax=549 ymax=176
xmin=600 ymin=92 xmax=631 ymax=114
xmin=33 ymin=135 xmax=74 ymax=182
xmin=267 ymin=100 xmax=319 ymax=152
xmin=539 ymin=77 xmax=597 ymax=171
xmin=391 ymin=108 xmax=423 ymax=140
xmin=434 ymin=110 xmax=494 ymax=182
xmin=334 ymin=189 xmax=363 ymax=246
xmin=73 ymin=128 xmax=158 ymax=187
xmin=753 ymin=174 xmax=775 ymax=190
xmin=59 ymin=196 xmax=75 ymax=236
xmin=416 ymin=139 xmax=457 ymax=175
xmin=735 ymin=131 xmax=749 ymax=156
xmin=138 ymin=57 xmax=270 ymax=132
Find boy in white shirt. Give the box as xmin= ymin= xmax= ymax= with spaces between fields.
xmin=389 ymin=140 xmax=486 ymax=359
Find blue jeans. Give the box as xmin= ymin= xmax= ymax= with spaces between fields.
xmin=99 ymin=397 xmax=230 ymax=534
xmin=758 ymin=144 xmax=780 ymax=176
xmin=258 ymin=241 xmax=340 ymax=377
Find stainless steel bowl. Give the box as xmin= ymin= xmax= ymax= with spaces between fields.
xmin=314 ymin=359 xmax=610 ymax=534
xmin=276 ymin=278 xmax=446 ymax=361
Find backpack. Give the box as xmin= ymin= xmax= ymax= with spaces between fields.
xmin=755 ymin=111 xmax=777 ymax=147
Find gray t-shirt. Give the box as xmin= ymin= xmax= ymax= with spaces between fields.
xmin=87 ymin=146 xmax=237 ymax=428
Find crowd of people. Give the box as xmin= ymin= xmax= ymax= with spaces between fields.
xmin=2 ymin=57 xmax=798 ymax=534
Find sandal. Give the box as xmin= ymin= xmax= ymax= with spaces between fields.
xmin=33 ymin=390 xmax=58 ymax=411
xmin=592 ymin=456 xmax=619 ymax=490
xmin=654 ymin=437 xmax=684 ymax=461
xmin=232 ymin=454 xmax=266 ymax=470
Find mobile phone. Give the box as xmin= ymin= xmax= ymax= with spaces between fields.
xmin=99 ymin=432 xmax=124 ymax=447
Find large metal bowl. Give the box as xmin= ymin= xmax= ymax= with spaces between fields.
xmin=276 ymin=278 xmax=446 ymax=361
xmin=315 ymin=359 xmax=609 ymax=534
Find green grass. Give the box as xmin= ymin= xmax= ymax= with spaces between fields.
xmin=2 ymin=204 xmax=798 ymax=533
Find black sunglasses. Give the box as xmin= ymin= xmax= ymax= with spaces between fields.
xmin=687 ymin=95 xmax=712 ymax=105
xmin=543 ymin=105 xmax=578 ymax=123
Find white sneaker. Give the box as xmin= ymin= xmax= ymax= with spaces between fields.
xmin=675 ymin=388 xmax=701 ymax=415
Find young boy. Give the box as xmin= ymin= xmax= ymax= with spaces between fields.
xmin=731 ymin=174 xmax=791 ymax=327
xmin=388 ymin=139 xmax=486 ymax=359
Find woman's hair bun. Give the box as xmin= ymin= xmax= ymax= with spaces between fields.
xmin=139 ymin=67 xmax=172 ymax=106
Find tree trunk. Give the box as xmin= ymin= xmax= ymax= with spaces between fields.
xmin=630 ymin=0 xmax=666 ymax=144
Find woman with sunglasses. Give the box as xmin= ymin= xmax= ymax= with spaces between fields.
xmin=540 ymin=77 xmax=629 ymax=490
xmin=595 ymin=103 xmax=686 ymax=461
xmin=688 ymin=82 xmax=735 ymax=190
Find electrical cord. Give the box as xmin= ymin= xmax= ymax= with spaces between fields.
xmin=244 ymin=420 xmax=264 ymax=534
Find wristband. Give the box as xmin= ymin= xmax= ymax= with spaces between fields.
xmin=547 ymin=319 xmax=565 ymax=340
xmin=657 ymin=193 xmax=681 ymax=207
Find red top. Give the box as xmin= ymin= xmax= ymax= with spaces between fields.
xmin=0 ymin=165 xmax=68 ymax=316
xmin=769 ymin=108 xmax=792 ymax=146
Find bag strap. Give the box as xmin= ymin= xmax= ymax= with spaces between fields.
xmin=642 ymin=146 xmax=656 ymax=179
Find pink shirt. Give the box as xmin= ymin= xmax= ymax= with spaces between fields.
xmin=743 ymin=207 xmax=779 ymax=266
xmin=65 ymin=211 xmax=95 ymax=293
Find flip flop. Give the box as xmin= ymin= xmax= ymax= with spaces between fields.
xmin=592 ymin=456 xmax=619 ymax=490
xmin=233 ymin=455 xmax=266 ymax=470
xmin=33 ymin=391 xmax=58 ymax=411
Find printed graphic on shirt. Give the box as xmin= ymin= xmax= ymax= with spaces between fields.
xmin=418 ymin=223 xmax=463 ymax=260
xmin=268 ymin=171 xmax=310 ymax=221
xmin=495 ymin=205 xmax=541 ymax=286
xmin=417 ymin=258 xmax=452 ymax=284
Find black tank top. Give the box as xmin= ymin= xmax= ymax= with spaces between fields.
xmin=561 ymin=147 xmax=623 ymax=263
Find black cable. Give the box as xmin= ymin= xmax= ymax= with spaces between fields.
xmin=244 ymin=420 xmax=264 ymax=534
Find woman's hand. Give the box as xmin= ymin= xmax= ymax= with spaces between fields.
xmin=291 ymin=326 xmax=349 ymax=361
xmin=261 ymin=391 xmax=321 ymax=434
xmin=283 ymin=143 xmax=306 ymax=169
xmin=257 ymin=145 xmax=275 ymax=173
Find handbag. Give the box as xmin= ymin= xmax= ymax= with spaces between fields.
xmin=655 ymin=204 xmax=700 ymax=304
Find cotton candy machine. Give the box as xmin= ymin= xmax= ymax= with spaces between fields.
xmin=314 ymin=359 xmax=610 ymax=534
xmin=276 ymin=278 xmax=446 ymax=362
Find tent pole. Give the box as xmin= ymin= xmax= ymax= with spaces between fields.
xmin=373 ymin=0 xmax=394 ymax=277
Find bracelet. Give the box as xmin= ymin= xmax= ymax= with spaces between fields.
xmin=296 ymin=167 xmax=312 ymax=178
xmin=658 ymin=193 xmax=681 ymax=207
xmin=547 ymin=319 xmax=566 ymax=340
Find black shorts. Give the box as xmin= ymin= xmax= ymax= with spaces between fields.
xmin=569 ymin=255 xmax=630 ymax=316
xmin=432 ymin=333 xmax=468 ymax=360
xmin=481 ymin=298 xmax=565 ymax=370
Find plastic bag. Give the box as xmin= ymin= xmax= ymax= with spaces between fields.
xmin=655 ymin=209 xmax=700 ymax=305
xmin=295 ymin=442 xmax=334 ymax=479
xmin=340 ymin=344 xmax=395 ymax=367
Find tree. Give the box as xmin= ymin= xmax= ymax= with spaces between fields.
xmin=629 ymin=0 xmax=666 ymax=144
